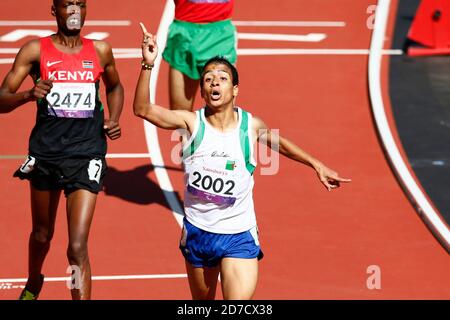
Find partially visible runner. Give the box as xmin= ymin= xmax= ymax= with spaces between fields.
xmin=163 ymin=0 xmax=236 ymax=111
xmin=134 ymin=24 xmax=351 ymax=300
xmin=0 ymin=0 xmax=124 ymax=300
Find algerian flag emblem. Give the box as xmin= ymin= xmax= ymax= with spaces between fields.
xmin=225 ymin=160 xmax=236 ymax=171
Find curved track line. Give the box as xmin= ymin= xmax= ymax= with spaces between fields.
xmin=368 ymin=0 xmax=450 ymax=251
xmin=232 ymin=21 xmax=346 ymax=27
xmin=143 ymin=0 xmax=184 ymax=227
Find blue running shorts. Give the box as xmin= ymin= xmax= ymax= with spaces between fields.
xmin=179 ymin=218 xmax=264 ymax=268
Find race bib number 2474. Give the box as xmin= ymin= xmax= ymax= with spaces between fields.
xmin=46 ymin=82 xmax=96 ymax=118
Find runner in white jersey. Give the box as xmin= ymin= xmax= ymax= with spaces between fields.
xmin=134 ymin=23 xmax=351 ymax=300
xmin=183 ymin=106 xmax=257 ymax=234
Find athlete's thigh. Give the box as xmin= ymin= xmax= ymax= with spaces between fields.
xmin=169 ymin=67 xmax=198 ymax=111
xmin=30 ymin=183 xmax=62 ymax=237
xmin=66 ymin=189 xmax=97 ymax=243
xmin=185 ymin=260 xmax=220 ymax=300
xmin=220 ymin=257 xmax=258 ymax=300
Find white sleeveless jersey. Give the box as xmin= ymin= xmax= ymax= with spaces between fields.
xmin=182 ymin=107 xmax=257 ymax=234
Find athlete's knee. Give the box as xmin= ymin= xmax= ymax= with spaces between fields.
xmin=67 ymin=240 xmax=88 ymax=263
xmin=30 ymin=228 xmax=54 ymax=244
xmin=222 ymin=283 xmax=256 ymax=300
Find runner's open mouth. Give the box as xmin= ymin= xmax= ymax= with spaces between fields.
xmin=67 ymin=15 xmax=81 ymax=29
xmin=211 ymin=90 xmax=221 ymax=100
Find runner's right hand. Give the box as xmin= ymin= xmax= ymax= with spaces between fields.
xmin=139 ymin=22 xmax=158 ymax=66
xmin=28 ymin=79 xmax=53 ymax=100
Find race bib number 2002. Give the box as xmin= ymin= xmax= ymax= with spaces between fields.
xmin=46 ymin=82 xmax=96 ymax=118
xmin=187 ymin=160 xmax=238 ymax=206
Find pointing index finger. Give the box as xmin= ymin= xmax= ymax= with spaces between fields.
xmin=139 ymin=22 xmax=148 ymax=34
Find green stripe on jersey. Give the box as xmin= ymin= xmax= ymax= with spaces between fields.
xmin=183 ymin=110 xmax=205 ymax=159
xmin=239 ymin=109 xmax=256 ymax=175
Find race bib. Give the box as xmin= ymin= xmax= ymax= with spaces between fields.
xmin=187 ymin=158 xmax=238 ymax=206
xmin=46 ymin=82 xmax=96 ymax=118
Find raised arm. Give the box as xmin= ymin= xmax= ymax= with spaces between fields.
xmin=95 ymin=40 xmax=124 ymax=140
xmin=0 ymin=40 xmax=53 ymax=113
xmin=133 ymin=22 xmax=195 ymax=131
xmin=253 ymin=116 xmax=351 ymax=191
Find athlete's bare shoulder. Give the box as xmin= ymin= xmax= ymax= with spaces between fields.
xmin=92 ymin=39 xmax=111 ymax=51
xmin=92 ymin=40 xmax=113 ymax=57
xmin=92 ymin=40 xmax=114 ymax=67
xmin=252 ymin=115 xmax=267 ymax=131
xmin=174 ymin=109 xmax=197 ymax=133
xmin=16 ymin=39 xmax=41 ymax=64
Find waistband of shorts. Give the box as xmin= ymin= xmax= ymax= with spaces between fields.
xmin=173 ymin=19 xmax=233 ymax=28
xmin=29 ymin=153 xmax=106 ymax=163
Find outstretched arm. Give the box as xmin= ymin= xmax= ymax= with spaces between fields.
xmin=0 ymin=40 xmax=53 ymax=113
xmin=133 ymin=22 xmax=195 ymax=131
xmin=95 ymin=40 xmax=124 ymax=140
xmin=253 ymin=116 xmax=351 ymax=191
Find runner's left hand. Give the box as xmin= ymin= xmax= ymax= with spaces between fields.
xmin=315 ymin=163 xmax=351 ymax=191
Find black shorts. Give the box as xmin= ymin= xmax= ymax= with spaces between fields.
xmin=13 ymin=155 xmax=107 ymax=196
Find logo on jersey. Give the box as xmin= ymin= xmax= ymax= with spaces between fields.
xmin=82 ymin=60 xmax=94 ymax=69
xmin=46 ymin=60 xmax=63 ymax=67
xmin=47 ymin=70 xmax=95 ymax=81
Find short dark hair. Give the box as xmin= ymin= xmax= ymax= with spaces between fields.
xmin=200 ymin=56 xmax=239 ymax=87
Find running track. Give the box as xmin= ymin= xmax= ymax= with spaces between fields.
xmin=0 ymin=0 xmax=448 ymax=300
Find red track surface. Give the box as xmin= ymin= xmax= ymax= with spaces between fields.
xmin=0 ymin=0 xmax=448 ymax=300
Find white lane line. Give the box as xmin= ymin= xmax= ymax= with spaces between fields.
xmin=0 ymin=20 xmax=131 ymax=26
xmin=233 ymin=21 xmax=346 ymax=27
xmin=0 ymin=29 xmax=53 ymax=42
xmin=0 ymin=20 xmax=343 ymax=28
xmin=0 ymin=273 xmax=187 ymax=284
xmin=85 ymin=32 xmax=110 ymax=40
xmin=368 ymin=0 xmax=450 ymax=250
xmin=238 ymin=48 xmax=403 ymax=55
xmin=113 ymin=53 xmax=142 ymax=59
xmin=145 ymin=0 xmax=185 ymax=227
xmin=110 ymin=48 xmax=406 ymax=56
xmin=90 ymin=49 xmax=405 ymax=59
xmin=0 ymin=20 xmax=346 ymax=28
xmin=0 ymin=30 xmax=110 ymax=42
xmin=0 ymin=58 xmax=14 ymax=64
xmin=238 ymin=32 xmax=326 ymax=42
xmin=0 ymin=49 xmax=18 ymax=54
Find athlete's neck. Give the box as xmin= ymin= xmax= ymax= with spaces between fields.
xmin=53 ymin=32 xmax=83 ymax=49
xmin=205 ymin=106 xmax=238 ymax=132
